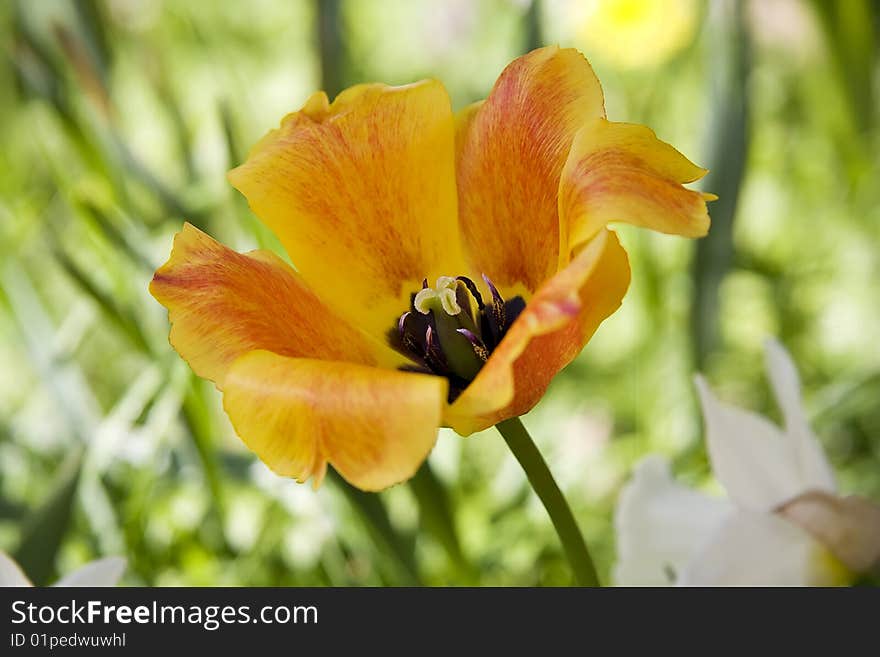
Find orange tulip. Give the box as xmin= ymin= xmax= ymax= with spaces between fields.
xmin=151 ymin=46 xmax=712 ymax=492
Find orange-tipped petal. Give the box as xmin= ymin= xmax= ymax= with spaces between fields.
xmin=444 ymin=229 xmax=630 ymax=435
xmin=228 ymin=83 xmax=467 ymax=340
xmin=455 ymin=46 xmax=605 ymax=292
xmin=559 ymin=118 xmax=712 ymax=259
xmin=150 ymin=223 xmax=401 ymax=386
xmin=222 ymin=351 xmax=447 ymax=491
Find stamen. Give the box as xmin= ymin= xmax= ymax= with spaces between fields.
xmin=482 ymin=273 xmax=506 ymax=330
xmin=392 ymin=272 xmax=525 ymax=402
xmin=425 ymin=324 xmax=436 ymax=352
xmin=478 ymin=274 xmax=507 ymax=346
xmin=482 ymin=273 xmax=502 ymax=304
xmin=456 ymin=276 xmax=485 ymax=309
xmin=398 ymin=311 xmax=411 ymax=338
xmin=398 ymin=312 xmax=424 ymax=357
xmin=456 ymin=328 xmax=489 ymax=362
xmin=424 ymin=325 xmax=447 ymax=372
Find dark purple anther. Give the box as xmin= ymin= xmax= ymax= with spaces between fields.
xmin=398 ymin=311 xmax=411 ymax=339
xmin=424 ymin=324 xmax=447 ymax=371
xmin=481 ymin=273 xmax=503 ymax=306
xmin=481 ymin=273 xmax=506 ymax=343
xmin=397 ymin=310 xmax=430 ymax=359
xmin=456 ymin=327 xmax=489 ymax=362
xmin=388 ymin=272 xmax=525 ymax=403
xmin=456 ymin=276 xmax=485 ymax=309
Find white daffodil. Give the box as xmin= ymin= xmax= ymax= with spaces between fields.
xmin=614 ymin=339 xmax=880 ymax=586
xmin=0 ymin=551 xmax=125 ymax=587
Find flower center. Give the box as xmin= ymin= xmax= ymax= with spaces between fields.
xmin=392 ymin=275 xmax=525 ymax=402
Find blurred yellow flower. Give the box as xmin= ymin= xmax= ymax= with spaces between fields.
xmin=151 ymin=46 xmax=712 ymax=492
xmin=574 ymin=0 xmax=699 ymax=70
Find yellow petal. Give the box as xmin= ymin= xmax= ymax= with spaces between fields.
xmin=455 ymin=46 xmax=606 ymax=292
xmin=228 ymin=82 xmax=466 ymax=340
xmin=559 ymin=118 xmax=712 ymax=260
xmin=150 ymin=223 xmax=401 ymax=386
xmin=222 ymin=351 xmax=447 ymax=491
xmin=444 ymin=229 xmax=630 ymax=435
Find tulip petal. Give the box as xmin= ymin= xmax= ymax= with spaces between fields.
xmin=678 ymin=509 xmax=846 ymax=586
xmin=444 ymin=229 xmax=629 ymax=435
xmin=559 ymin=118 xmax=712 ymax=259
xmin=455 ymin=46 xmax=605 ymax=292
xmin=222 ymin=351 xmax=447 ymax=491
xmin=54 ymin=557 xmax=126 ymax=587
xmin=764 ymin=339 xmax=836 ymax=493
xmin=228 ymin=82 xmax=467 ymax=339
xmin=695 ymin=376 xmax=813 ymax=511
xmin=150 ymin=224 xmax=401 ymax=387
xmin=614 ymin=456 xmax=732 ymax=586
xmin=0 ymin=551 xmax=32 ymax=587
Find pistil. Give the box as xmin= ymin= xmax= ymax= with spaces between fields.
xmin=392 ymin=275 xmax=525 ymax=401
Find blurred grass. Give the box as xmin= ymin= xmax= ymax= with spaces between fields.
xmin=691 ymin=0 xmax=750 ymax=370
xmin=0 ymin=0 xmax=878 ymax=587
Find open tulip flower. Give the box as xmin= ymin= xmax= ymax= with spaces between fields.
xmin=614 ymin=340 xmax=880 ymax=586
xmin=151 ymin=46 xmax=712 ymax=494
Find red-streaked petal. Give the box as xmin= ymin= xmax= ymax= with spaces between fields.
xmin=222 ymin=352 xmax=447 ymax=491
xmin=444 ymin=229 xmax=630 ymax=435
xmin=228 ymin=82 xmax=467 ymax=340
xmin=149 ymin=223 xmax=402 ymax=386
xmin=455 ymin=46 xmax=606 ymax=292
xmin=559 ymin=118 xmax=712 ymax=259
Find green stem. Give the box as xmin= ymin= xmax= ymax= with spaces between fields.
xmin=496 ymin=417 xmax=600 ymax=586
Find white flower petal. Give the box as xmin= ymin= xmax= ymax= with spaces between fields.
xmin=780 ymin=491 xmax=880 ymax=574
xmin=764 ymin=339 xmax=836 ymax=493
xmin=678 ymin=509 xmax=842 ymax=586
xmin=0 ymin=551 xmax=32 ymax=587
xmin=53 ymin=557 xmax=126 ymax=587
xmin=614 ymin=456 xmax=731 ymax=586
xmin=764 ymin=339 xmax=805 ymax=433
xmin=695 ymin=375 xmax=807 ymax=511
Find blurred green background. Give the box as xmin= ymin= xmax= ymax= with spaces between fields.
xmin=1 ymin=0 xmax=878 ymax=586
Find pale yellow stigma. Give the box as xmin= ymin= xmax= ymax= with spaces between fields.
xmin=414 ymin=277 xmax=461 ymax=315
